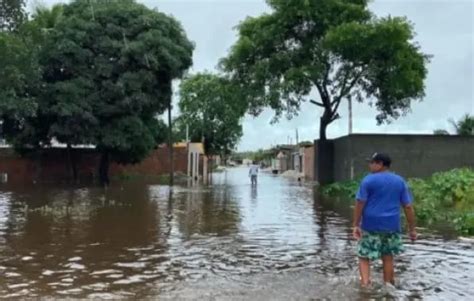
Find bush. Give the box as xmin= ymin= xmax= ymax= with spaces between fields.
xmin=322 ymin=178 xmax=360 ymax=199
xmin=322 ymin=168 xmax=474 ymax=236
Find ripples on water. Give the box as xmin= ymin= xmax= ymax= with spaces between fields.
xmin=0 ymin=168 xmax=472 ymax=299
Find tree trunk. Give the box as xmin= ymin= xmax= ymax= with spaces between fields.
xmin=168 ymin=102 xmax=174 ymax=187
xmin=319 ymin=115 xmax=330 ymax=141
xmin=67 ymin=144 xmax=78 ymax=183
xmin=99 ymin=151 xmax=110 ymax=187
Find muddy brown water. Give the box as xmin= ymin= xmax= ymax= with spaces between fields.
xmin=0 ymin=167 xmax=472 ymax=300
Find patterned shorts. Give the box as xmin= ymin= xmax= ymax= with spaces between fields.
xmin=357 ymin=232 xmax=404 ymax=260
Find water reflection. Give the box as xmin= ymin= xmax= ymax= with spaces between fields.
xmin=0 ymin=168 xmax=472 ymax=299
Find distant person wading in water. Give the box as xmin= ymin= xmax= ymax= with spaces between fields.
xmin=249 ymin=162 xmax=259 ymax=186
xmin=353 ymin=153 xmax=417 ymax=287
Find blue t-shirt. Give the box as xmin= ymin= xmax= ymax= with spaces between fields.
xmin=356 ymin=171 xmax=412 ymax=233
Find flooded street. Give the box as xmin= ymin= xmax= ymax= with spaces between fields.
xmin=0 ymin=167 xmax=472 ymax=300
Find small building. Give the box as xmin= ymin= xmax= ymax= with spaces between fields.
xmin=242 ymin=158 xmax=253 ymax=166
xmin=302 ymin=144 xmax=315 ymax=180
xmin=184 ymin=142 xmax=205 ymax=180
xmin=292 ymin=148 xmax=305 ymax=173
xmin=270 ymin=142 xmax=316 ymax=179
xmin=270 ymin=145 xmax=295 ymax=173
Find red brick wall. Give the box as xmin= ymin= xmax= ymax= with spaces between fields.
xmin=110 ymin=146 xmax=189 ymax=177
xmin=0 ymin=146 xmax=191 ymax=184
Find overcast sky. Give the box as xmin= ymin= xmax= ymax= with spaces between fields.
xmin=34 ymin=0 xmax=474 ymax=151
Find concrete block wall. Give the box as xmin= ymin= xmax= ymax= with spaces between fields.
xmin=331 ymin=134 xmax=474 ymax=182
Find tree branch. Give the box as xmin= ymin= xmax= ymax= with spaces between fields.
xmin=330 ymin=75 xmax=358 ymax=117
xmin=344 ymin=73 xmax=363 ymax=98
xmin=309 ymin=99 xmax=324 ymax=107
xmin=332 ymin=68 xmax=365 ymax=107
xmin=322 ymin=61 xmax=331 ymax=103
xmin=330 ymin=113 xmax=340 ymax=122
xmin=334 ymin=67 xmax=351 ymax=103
xmin=331 ymin=98 xmax=342 ymax=117
xmin=315 ymin=82 xmax=330 ymax=109
xmin=328 ymin=68 xmax=365 ymax=122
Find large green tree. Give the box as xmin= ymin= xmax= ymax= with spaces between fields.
xmin=1 ymin=4 xmax=66 ymax=149
xmin=0 ymin=1 xmax=41 ymax=147
xmin=19 ymin=0 xmax=193 ymax=185
xmin=222 ymin=0 xmax=429 ymax=140
xmin=178 ymin=73 xmax=246 ymax=158
xmin=0 ymin=0 xmax=27 ymax=32
xmin=0 ymin=32 xmax=41 ymax=147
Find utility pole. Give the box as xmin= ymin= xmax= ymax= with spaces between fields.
xmin=186 ymin=124 xmax=191 ymax=178
xmin=295 ymin=128 xmax=299 ymax=145
xmin=167 ymin=82 xmax=174 ymax=187
xmin=186 ymin=124 xmax=189 ymax=143
xmin=348 ymin=98 xmax=354 ymax=179
xmin=348 ymin=98 xmax=353 ymax=135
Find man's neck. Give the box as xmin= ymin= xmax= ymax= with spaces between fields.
xmin=374 ymin=168 xmax=389 ymax=174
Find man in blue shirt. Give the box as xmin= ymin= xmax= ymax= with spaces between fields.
xmin=353 ymin=153 xmax=417 ymax=287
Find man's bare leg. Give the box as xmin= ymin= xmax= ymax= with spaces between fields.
xmin=359 ymin=257 xmax=371 ymax=287
xmin=382 ymin=255 xmax=395 ymax=284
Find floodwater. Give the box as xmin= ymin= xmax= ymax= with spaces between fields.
xmin=0 ymin=168 xmax=472 ymax=300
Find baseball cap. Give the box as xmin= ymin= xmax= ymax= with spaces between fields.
xmin=366 ymin=152 xmax=392 ymax=167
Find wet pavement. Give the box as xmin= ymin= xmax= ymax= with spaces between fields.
xmin=0 ymin=167 xmax=472 ymax=299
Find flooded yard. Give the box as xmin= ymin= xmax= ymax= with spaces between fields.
xmin=0 ymin=167 xmax=472 ymax=299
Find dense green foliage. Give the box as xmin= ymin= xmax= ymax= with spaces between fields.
xmin=434 ymin=114 xmax=474 ymax=136
xmin=450 ymin=114 xmax=474 ymax=136
xmin=178 ymin=73 xmax=245 ymax=156
xmin=321 ymin=177 xmax=361 ymax=199
xmin=0 ymin=33 xmax=40 ymax=138
xmin=0 ymin=4 xmax=66 ymax=151
xmin=0 ymin=0 xmax=193 ymax=184
xmin=41 ymin=0 xmax=192 ymax=163
xmin=222 ymin=0 xmax=429 ymax=140
xmin=0 ymin=0 xmax=27 ymax=32
xmin=322 ymin=169 xmax=474 ymax=235
xmin=433 ymin=129 xmax=449 ymax=135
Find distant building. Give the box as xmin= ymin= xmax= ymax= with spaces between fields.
xmin=302 ymin=144 xmax=315 ymax=180
xmin=242 ymin=158 xmax=253 ymax=166
xmin=270 ymin=145 xmax=295 ymax=173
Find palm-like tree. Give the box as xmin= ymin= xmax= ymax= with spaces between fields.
xmin=450 ymin=114 xmax=474 ymax=136
xmin=31 ymin=4 xmax=64 ymax=31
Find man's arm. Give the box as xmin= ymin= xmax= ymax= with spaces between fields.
xmin=353 ymin=201 xmax=365 ymax=228
xmin=401 ymin=180 xmax=417 ymax=241
xmin=353 ymin=178 xmax=369 ymax=240
xmin=403 ymin=204 xmax=417 ymax=240
xmin=352 ymin=201 xmax=365 ymax=240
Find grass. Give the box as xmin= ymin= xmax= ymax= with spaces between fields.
xmin=322 ymin=168 xmax=474 ymax=236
